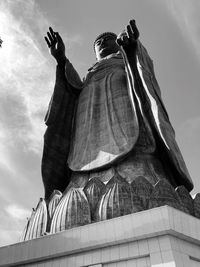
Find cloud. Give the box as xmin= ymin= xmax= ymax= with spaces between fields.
xmin=0 ymin=203 xmax=31 ymax=246
xmin=5 ymin=204 xmax=30 ymax=220
xmin=0 ymin=0 xmax=52 ymax=246
xmin=0 ymin=0 xmax=53 ymax=186
xmin=0 ymin=0 xmax=54 ymax=155
xmin=0 ymin=229 xmax=22 ymax=247
xmin=162 ymin=0 xmax=200 ymax=60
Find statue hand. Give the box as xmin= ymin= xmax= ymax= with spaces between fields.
xmin=44 ymin=27 xmax=66 ymax=65
xmin=117 ymin=20 xmax=140 ymax=57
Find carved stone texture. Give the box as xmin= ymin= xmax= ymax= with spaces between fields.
xmin=175 ymin=186 xmax=194 ymax=215
xmin=193 ymin=193 xmax=200 ymax=219
xmin=24 ymin=198 xmax=48 ymax=240
xmin=20 ymin=215 xmax=32 ymax=242
xmin=130 ymin=190 xmax=143 ymax=214
xmin=48 ymin=190 xmax=62 ymax=219
xmin=66 ymin=172 xmax=89 ymax=190
xmin=50 ymin=188 xmax=91 ymax=233
xmin=96 ymin=172 xmax=138 ymax=221
xmin=148 ymin=179 xmax=183 ymax=211
xmin=131 ymin=176 xmax=153 ymax=210
xmin=83 ymin=177 xmax=105 ymax=221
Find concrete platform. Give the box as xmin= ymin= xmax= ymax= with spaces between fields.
xmin=1 ymin=206 xmax=200 ymax=266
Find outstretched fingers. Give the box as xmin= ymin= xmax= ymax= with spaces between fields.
xmin=49 ymin=27 xmax=56 ymax=39
xmin=116 ymin=31 xmax=129 ymax=47
xmin=130 ymin=20 xmax=139 ymax=40
xmin=126 ymin=24 xmax=134 ymax=41
xmin=116 ymin=19 xmax=139 ymax=54
xmin=44 ymin=36 xmax=51 ymax=48
xmin=122 ymin=34 xmax=129 ymax=46
xmin=44 ymin=27 xmax=57 ymax=47
xmin=55 ymin=32 xmax=63 ymax=44
xmin=47 ymin=32 xmax=54 ymax=44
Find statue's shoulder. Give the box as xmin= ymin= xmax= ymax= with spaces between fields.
xmin=84 ymin=53 xmax=124 ymax=85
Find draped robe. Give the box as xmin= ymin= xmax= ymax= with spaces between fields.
xmin=68 ymin=53 xmax=155 ymax=171
xmin=42 ymin=41 xmax=193 ymax=199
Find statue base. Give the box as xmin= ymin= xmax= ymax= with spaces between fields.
xmin=1 ymin=206 xmax=200 ymax=267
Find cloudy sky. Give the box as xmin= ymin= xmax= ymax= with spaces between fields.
xmin=0 ymin=0 xmax=200 ymax=247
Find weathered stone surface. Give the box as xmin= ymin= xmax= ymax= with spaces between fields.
xmin=84 ymin=177 xmax=105 ymax=221
xmin=96 ymin=172 xmax=142 ymax=221
xmin=193 ymin=193 xmax=200 ymax=219
xmin=48 ymin=190 xmax=62 ymax=219
xmin=39 ymin=29 xmax=194 ymax=239
xmin=131 ymin=176 xmax=153 ymax=209
xmin=46 ymin=190 xmax=62 ymax=232
xmin=23 ymin=198 xmax=47 ymax=241
xmin=50 ymin=188 xmax=91 ymax=233
xmin=175 ymin=186 xmax=194 ymax=215
xmin=130 ymin=191 xmax=143 ymax=214
xmin=20 ymin=212 xmax=33 ymax=242
xmin=66 ymin=172 xmax=89 ymax=190
xmin=148 ymin=179 xmax=183 ymax=211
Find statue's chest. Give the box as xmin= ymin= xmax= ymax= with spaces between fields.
xmin=79 ymin=63 xmax=127 ymax=109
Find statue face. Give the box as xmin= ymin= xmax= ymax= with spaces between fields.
xmin=94 ymin=35 xmax=120 ymax=60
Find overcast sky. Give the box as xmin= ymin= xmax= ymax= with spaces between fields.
xmin=0 ymin=0 xmax=200 ymax=247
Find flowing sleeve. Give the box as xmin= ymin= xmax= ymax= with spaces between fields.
xmin=45 ymin=60 xmax=83 ymax=126
xmin=124 ymin=41 xmax=193 ymax=191
xmin=136 ymin=41 xmax=170 ymax=121
xmin=42 ymin=63 xmax=82 ymax=199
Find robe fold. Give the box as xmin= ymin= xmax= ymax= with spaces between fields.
xmin=42 ymin=65 xmax=78 ymax=199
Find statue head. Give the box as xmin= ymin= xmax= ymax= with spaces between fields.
xmin=94 ymin=32 xmax=119 ymax=61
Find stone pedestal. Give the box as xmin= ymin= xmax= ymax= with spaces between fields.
xmin=1 ymin=206 xmax=200 ymax=267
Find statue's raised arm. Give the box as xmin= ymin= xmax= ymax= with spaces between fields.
xmin=116 ymin=19 xmax=139 ymax=58
xmin=44 ymin=27 xmax=66 ymax=66
xmin=42 ymin=27 xmax=83 ymax=199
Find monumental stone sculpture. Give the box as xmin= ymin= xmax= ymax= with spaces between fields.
xmin=21 ymin=20 xmax=198 ymax=240
xmin=42 ymin=19 xmax=193 ymax=193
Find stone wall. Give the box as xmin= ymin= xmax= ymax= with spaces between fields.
xmin=1 ymin=206 xmax=200 ymax=267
